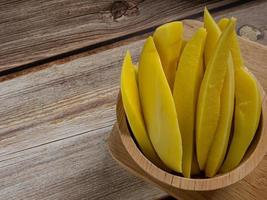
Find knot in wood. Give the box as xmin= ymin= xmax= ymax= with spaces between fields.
xmin=238 ymin=24 xmax=264 ymax=41
xmin=111 ymin=1 xmax=129 ymax=20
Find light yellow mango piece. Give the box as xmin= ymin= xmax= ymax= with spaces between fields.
xmin=153 ymin=22 xmax=183 ymax=90
xmin=173 ymin=28 xmax=207 ymax=177
xmin=203 ymin=15 xmax=235 ymax=177
xmin=205 ymin=58 xmax=235 ymax=177
xmin=218 ymin=18 xmax=262 ymax=173
xmin=196 ymin=19 xmax=236 ymax=170
xmin=218 ymin=18 xmax=243 ymax=69
xmin=204 ymin=7 xmax=221 ymax=67
xmin=121 ymin=51 xmax=160 ymax=165
xmin=138 ymin=37 xmax=183 ymax=173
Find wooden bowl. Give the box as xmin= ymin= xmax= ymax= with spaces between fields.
xmin=108 ymin=20 xmax=267 ymax=194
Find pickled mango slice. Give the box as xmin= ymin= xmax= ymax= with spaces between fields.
xmin=173 ymin=28 xmax=207 ymax=177
xmin=138 ymin=37 xmax=183 ymax=173
xmin=218 ymin=18 xmax=262 ymax=173
xmin=153 ymin=22 xmax=183 ymax=89
xmin=204 ymin=7 xmax=221 ymax=67
xmin=196 ymin=19 xmax=236 ymax=170
xmin=218 ymin=18 xmax=244 ymax=70
xmin=203 ymin=13 xmax=235 ymax=177
xmin=205 ymin=58 xmax=235 ymax=177
xmin=121 ymin=51 xmax=160 ymax=165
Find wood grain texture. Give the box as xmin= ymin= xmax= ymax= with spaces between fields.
xmin=0 ymin=39 xmax=167 ymax=199
xmin=0 ymin=19 xmax=267 ymax=199
xmin=0 ymin=0 xmax=239 ymax=72
xmin=0 ymin=127 xmax=165 ymax=200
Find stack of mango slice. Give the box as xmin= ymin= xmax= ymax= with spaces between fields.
xmin=120 ymin=8 xmax=262 ymax=178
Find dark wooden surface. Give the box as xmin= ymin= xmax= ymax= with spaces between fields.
xmin=0 ymin=0 xmax=266 ymax=199
xmin=0 ymin=0 xmax=239 ymax=72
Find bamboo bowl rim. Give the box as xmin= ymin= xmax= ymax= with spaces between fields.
xmin=113 ymin=84 xmax=267 ymax=190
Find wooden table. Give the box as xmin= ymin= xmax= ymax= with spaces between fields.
xmin=0 ymin=1 xmax=266 ymax=199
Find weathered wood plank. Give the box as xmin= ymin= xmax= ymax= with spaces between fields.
xmin=0 ymin=39 xmax=161 ymax=199
xmin=0 ymin=41 xmax=139 ymax=156
xmin=0 ymin=20 xmax=267 ymax=199
xmin=0 ymin=127 xmax=164 ymax=200
xmin=0 ymin=0 xmax=239 ymax=72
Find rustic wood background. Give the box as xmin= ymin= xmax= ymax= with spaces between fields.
xmin=0 ymin=0 xmax=266 ymax=199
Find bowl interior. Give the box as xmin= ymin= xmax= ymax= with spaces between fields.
xmin=127 ymin=113 xmax=263 ymax=178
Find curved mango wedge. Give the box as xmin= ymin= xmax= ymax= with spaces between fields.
xmin=218 ymin=18 xmax=262 ymax=173
xmin=173 ymin=28 xmax=207 ymax=177
xmin=203 ymin=14 xmax=235 ymax=177
xmin=196 ymin=19 xmax=236 ymax=170
xmin=138 ymin=37 xmax=183 ymax=173
xmin=205 ymin=58 xmax=235 ymax=177
xmin=153 ymin=22 xmax=183 ymax=90
xmin=204 ymin=7 xmax=221 ymax=67
xmin=218 ymin=18 xmax=244 ymax=70
xmin=120 ymin=51 xmax=160 ymax=165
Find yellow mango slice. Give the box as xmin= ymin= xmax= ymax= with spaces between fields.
xmin=196 ymin=19 xmax=236 ymax=170
xmin=218 ymin=18 xmax=262 ymax=173
xmin=204 ymin=7 xmax=221 ymax=67
xmin=138 ymin=37 xmax=183 ymax=173
xmin=153 ymin=22 xmax=183 ymax=89
xmin=205 ymin=58 xmax=235 ymax=177
xmin=218 ymin=18 xmax=243 ymax=69
xmin=121 ymin=51 xmax=160 ymax=165
xmin=203 ymin=15 xmax=235 ymax=177
xmin=173 ymin=28 xmax=207 ymax=177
